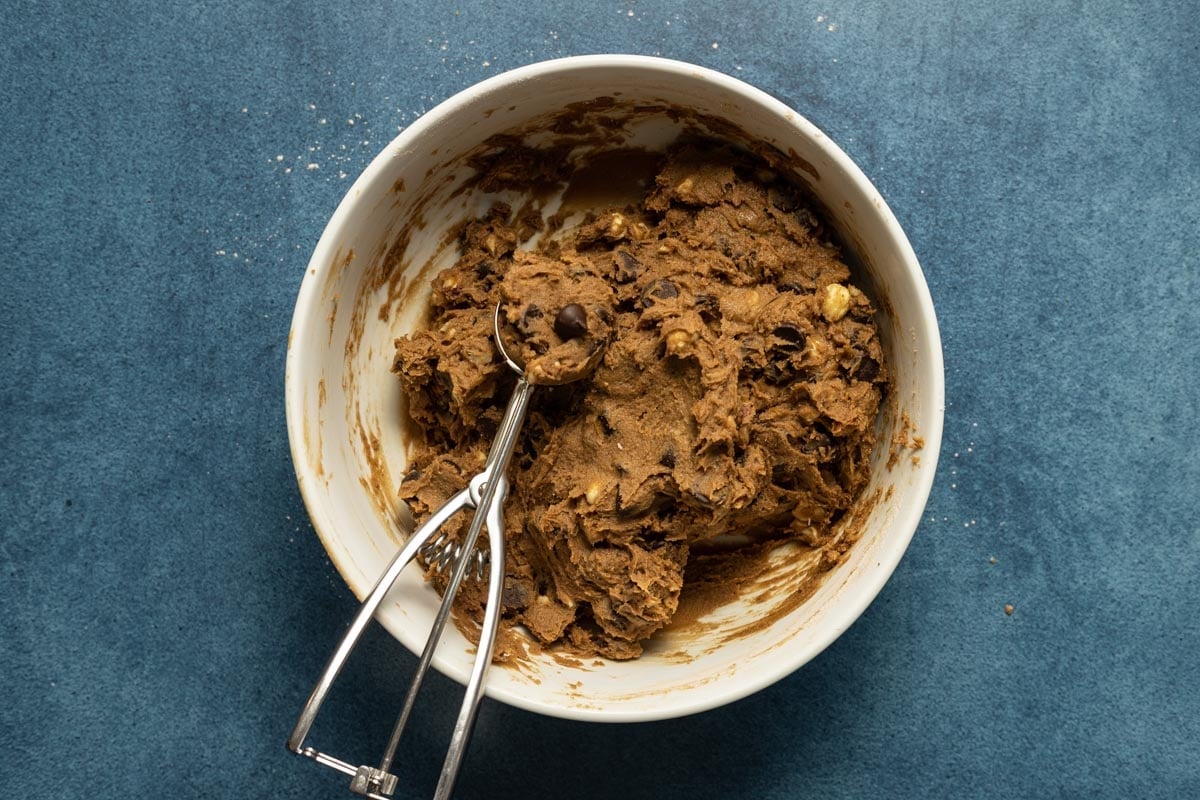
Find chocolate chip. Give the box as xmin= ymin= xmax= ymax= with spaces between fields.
xmin=614 ymin=250 xmax=642 ymax=282
xmin=502 ymin=579 xmax=533 ymax=610
xmin=805 ymin=431 xmax=840 ymax=462
xmin=694 ymin=293 xmax=721 ymax=322
xmin=763 ymin=362 xmax=788 ymax=385
xmin=658 ymin=450 xmax=676 ymax=468
xmin=853 ymin=358 xmax=879 ymax=381
xmin=739 ymin=334 xmax=765 ymax=361
xmin=772 ymin=324 xmax=807 ymax=353
xmin=597 ymin=413 xmax=616 ymax=436
xmin=553 ymin=303 xmax=588 ymax=340
xmin=640 ymin=278 xmax=678 ymax=307
xmin=477 ymin=413 xmax=500 ymax=439
xmin=774 ymin=324 xmax=806 ymax=344
xmin=519 ymin=304 xmax=543 ymax=333
xmin=768 ymin=186 xmax=798 ymax=212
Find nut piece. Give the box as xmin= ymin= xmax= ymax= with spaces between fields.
xmin=553 ymin=303 xmax=588 ymax=340
xmin=607 ymin=212 xmax=627 ymax=239
xmin=664 ymin=329 xmax=696 ymax=356
xmin=584 ymin=482 xmax=601 ymax=504
xmin=483 ymin=233 xmax=501 ymax=257
xmin=822 ymin=283 xmax=852 ymax=322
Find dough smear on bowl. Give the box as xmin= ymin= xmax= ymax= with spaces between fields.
xmin=393 ymin=141 xmax=887 ymax=661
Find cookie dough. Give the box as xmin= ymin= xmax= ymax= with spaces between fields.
xmin=498 ymin=251 xmax=616 ymax=385
xmin=394 ymin=142 xmax=887 ymax=660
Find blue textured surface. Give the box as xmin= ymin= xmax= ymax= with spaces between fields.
xmin=2 ymin=1 xmax=1198 ymax=798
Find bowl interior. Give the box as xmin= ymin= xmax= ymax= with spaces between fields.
xmin=286 ymin=56 xmax=943 ymax=722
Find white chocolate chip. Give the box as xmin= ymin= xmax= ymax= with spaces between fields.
xmin=675 ymin=177 xmax=694 ymax=194
xmin=584 ymin=483 xmax=601 ymax=504
xmin=822 ymin=283 xmax=851 ymax=322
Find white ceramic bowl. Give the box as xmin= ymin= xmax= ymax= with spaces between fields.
xmin=285 ymin=55 xmax=943 ymax=722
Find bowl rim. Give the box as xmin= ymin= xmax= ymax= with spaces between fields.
xmin=285 ymin=54 xmax=945 ymax=722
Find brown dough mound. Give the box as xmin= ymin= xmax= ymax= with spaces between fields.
xmin=393 ymin=142 xmax=887 ymax=661
xmin=499 ymin=251 xmax=616 ymax=385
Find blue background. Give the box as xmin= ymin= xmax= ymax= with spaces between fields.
xmin=2 ymin=1 xmax=1197 ymax=798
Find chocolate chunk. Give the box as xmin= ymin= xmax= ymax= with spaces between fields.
xmin=597 ymin=413 xmax=616 ymax=436
xmin=502 ymin=579 xmax=533 ymax=610
xmin=763 ymin=362 xmax=788 ymax=385
xmin=640 ymin=278 xmax=678 ymax=307
xmin=774 ymin=324 xmax=806 ymax=344
xmin=518 ymin=303 xmax=543 ymax=333
xmin=694 ymin=293 xmax=721 ymax=322
xmin=853 ymin=358 xmax=880 ymax=381
xmin=772 ymin=324 xmax=807 ymax=353
xmin=553 ymin=303 xmax=588 ymax=340
xmin=614 ymin=250 xmax=642 ymax=282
